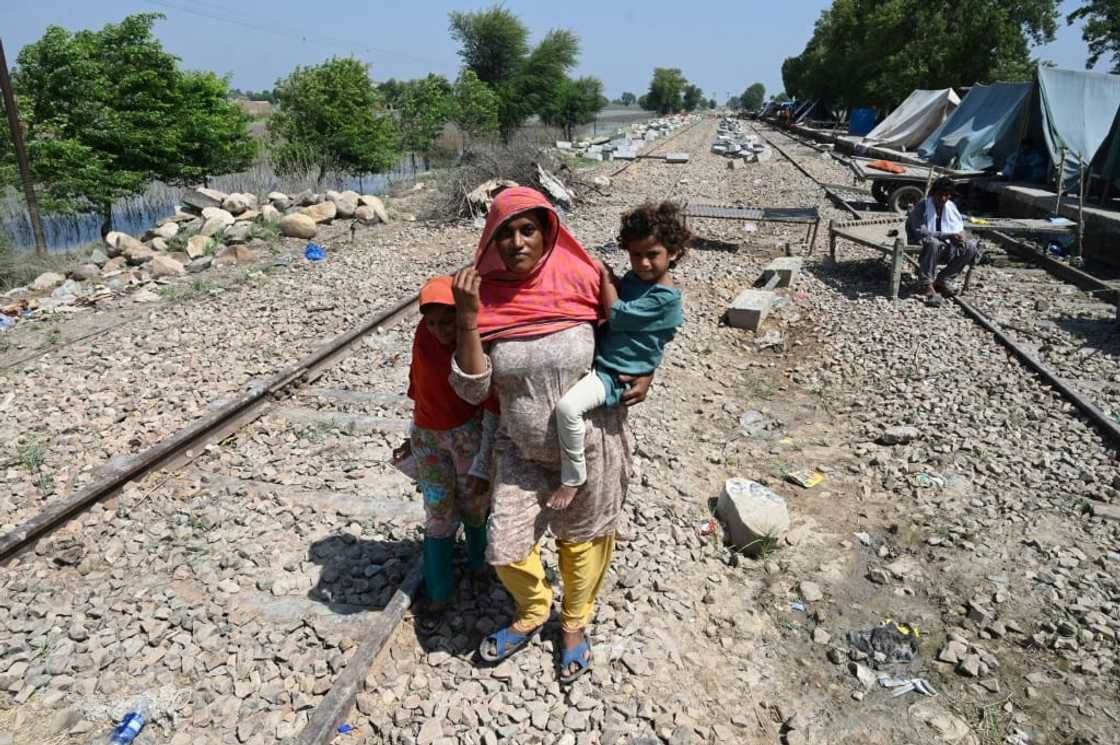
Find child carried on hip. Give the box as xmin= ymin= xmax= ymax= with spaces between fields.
xmin=549 ymin=201 xmax=688 ymax=509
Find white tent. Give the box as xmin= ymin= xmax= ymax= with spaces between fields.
xmin=862 ymin=88 xmax=961 ymax=151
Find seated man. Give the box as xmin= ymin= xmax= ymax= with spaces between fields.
xmin=905 ymin=177 xmax=979 ymax=307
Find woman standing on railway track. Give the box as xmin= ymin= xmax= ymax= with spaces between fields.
xmin=449 ymin=187 xmax=648 ymax=684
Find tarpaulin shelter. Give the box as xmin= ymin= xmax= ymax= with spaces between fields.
xmin=793 ymin=99 xmax=839 ymax=124
xmin=917 ymin=82 xmax=1032 ymax=171
xmin=861 ymin=88 xmax=961 ymax=150
xmin=1035 ymin=66 xmax=1120 ymax=184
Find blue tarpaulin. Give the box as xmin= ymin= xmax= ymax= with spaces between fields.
xmin=848 ymin=108 xmax=877 ymax=136
xmin=917 ymin=82 xmax=1032 ymax=171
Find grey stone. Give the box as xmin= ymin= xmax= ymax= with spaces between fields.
xmin=715 ymin=478 xmax=789 ymax=555
xmin=726 ymin=289 xmax=774 ymax=331
xmin=879 ymin=426 xmax=920 ymax=445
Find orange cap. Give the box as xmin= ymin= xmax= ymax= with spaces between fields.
xmin=419 ymin=276 xmax=455 ymax=311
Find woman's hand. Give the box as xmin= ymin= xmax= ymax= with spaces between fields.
xmin=452 ymin=267 xmax=482 ymax=320
xmin=619 ymin=372 xmax=654 ymax=406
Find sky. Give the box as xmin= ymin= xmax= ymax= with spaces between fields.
xmin=2 ymin=0 xmax=1106 ymax=102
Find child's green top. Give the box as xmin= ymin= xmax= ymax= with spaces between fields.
xmin=593 ymin=270 xmax=684 ymax=406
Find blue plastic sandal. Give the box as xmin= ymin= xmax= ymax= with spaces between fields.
xmin=559 ymin=637 xmax=592 ymax=685
xmin=479 ymin=625 xmax=537 ymax=663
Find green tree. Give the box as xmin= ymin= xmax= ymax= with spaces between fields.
xmin=742 ymin=83 xmax=766 ymax=111
xmin=378 ymin=78 xmax=407 ymax=108
xmin=541 ymin=76 xmax=608 ymax=140
xmin=709 ymin=98 xmax=718 ymax=109
xmin=500 ymin=29 xmax=580 ymax=138
xmin=268 ymin=57 xmax=398 ymax=187
xmin=1069 ymin=1 xmax=1120 ymax=72
xmin=177 ymin=72 xmax=258 ymax=187
xmin=3 ymin=13 xmax=255 ymax=234
xmin=620 ymin=91 xmax=637 ymax=106
xmin=642 ymin=68 xmax=689 ymax=114
xmin=682 ymin=84 xmax=704 ymax=112
xmin=783 ymin=0 xmax=1058 ymax=109
xmin=448 ymin=7 xmax=582 ymax=140
xmin=449 ymin=5 xmax=530 ymax=87
xmin=398 ymin=74 xmax=453 ymax=168
xmin=450 ymin=69 xmax=500 ymax=152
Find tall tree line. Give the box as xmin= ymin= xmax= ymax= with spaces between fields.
xmin=781 ymin=0 xmax=1060 ymax=109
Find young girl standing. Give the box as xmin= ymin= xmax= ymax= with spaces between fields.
xmin=403 ymin=276 xmax=496 ymax=624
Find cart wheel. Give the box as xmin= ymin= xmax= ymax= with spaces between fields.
xmin=888 ymin=185 xmax=924 ymax=214
xmin=871 ymin=180 xmax=891 ymax=204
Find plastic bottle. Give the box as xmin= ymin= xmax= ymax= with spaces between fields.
xmin=106 ymin=709 xmax=147 ymax=745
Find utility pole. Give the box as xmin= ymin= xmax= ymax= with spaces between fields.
xmin=0 ymin=37 xmax=47 ymax=256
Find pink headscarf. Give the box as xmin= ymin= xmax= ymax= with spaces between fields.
xmin=474 ymin=187 xmax=602 ymax=342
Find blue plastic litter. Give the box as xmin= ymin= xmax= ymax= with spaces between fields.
xmin=0 ymin=315 xmax=14 ymax=332
xmin=791 ymin=602 xmax=806 ymax=612
xmin=338 ymin=724 xmax=354 ymax=734
xmin=304 ymin=243 xmax=326 ymax=261
xmin=107 ymin=711 xmax=146 ymax=744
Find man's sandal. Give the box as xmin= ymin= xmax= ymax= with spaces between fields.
xmin=479 ymin=625 xmax=539 ymax=663
xmin=934 ymin=284 xmax=957 ymax=298
xmin=558 ymin=637 xmax=593 ymax=685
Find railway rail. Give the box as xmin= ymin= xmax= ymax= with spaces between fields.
xmin=753 ymin=121 xmax=1120 ymax=448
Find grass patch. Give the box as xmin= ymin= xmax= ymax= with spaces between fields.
xmin=39 ymin=326 xmax=63 ymax=349
xmin=158 ymin=277 xmax=220 ymax=302
xmin=249 ymin=221 xmax=281 ymax=254
xmin=18 ymin=439 xmax=53 ymax=493
xmin=0 ymin=240 xmax=81 ymax=293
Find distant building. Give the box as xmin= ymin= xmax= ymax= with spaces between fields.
xmin=234 ymin=98 xmax=273 ymax=117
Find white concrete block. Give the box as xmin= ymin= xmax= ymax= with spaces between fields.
xmin=761 ymin=257 xmax=804 ymax=288
xmin=726 ymin=289 xmax=774 ymax=331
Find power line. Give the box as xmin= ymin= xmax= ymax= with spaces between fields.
xmin=146 ymin=0 xmax=451 ymax=71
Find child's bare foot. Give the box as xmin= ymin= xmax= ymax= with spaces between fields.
xmin=547 ymin=484 xmax=579 ymax=510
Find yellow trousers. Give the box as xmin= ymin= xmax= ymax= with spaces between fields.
xmin=495 ymin=534 xmax=615 ymax=633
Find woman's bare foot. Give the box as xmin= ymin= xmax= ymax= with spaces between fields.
xmin=560 ymin=627 xmax=591 ymax=679
xmin=547 ymin=484 xmax=578 ymax=510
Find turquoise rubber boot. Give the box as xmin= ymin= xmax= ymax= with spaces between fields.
xmin=464 ymin=523 xmax=488 ymax=570
xmin=422 ymin=535 xmax=455 ymax=603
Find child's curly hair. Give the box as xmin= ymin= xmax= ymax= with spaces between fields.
xmin=617 ymin=201 xmax=691 ymax=267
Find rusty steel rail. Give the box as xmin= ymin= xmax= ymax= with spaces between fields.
xmin=0 ymin=291 xmax=420 ymax=563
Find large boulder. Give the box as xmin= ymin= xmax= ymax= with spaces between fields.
xmin=101 ymin=256 xmax=128 ymax=274
xmin=87 ymin=248 xmax=109 ymax=268
xmin=223 ymin=222 xmax=253 ymax=245
xmin=148 ymin=254 xmax=185 ymax=278
xmin=200 ymin=211 xmax=235 ymax=237
xmin=149 ymin=237 xmax=169 ymax=252
xmin=279 ymin=213 xmax=317 ymax=239
xmin=201 ymin=207 xmax=235 ymax=222
xmin=104 ymin=231 xmax=146 ymax=258
xmin=186 ymin=256 xmax=213 ymax=274
xmin=214 ymin=244 xmax=256 ymax=267
xmin=30 ymin=272 xmax=66 ymax=292
xmin=234 ymin=209 xmax=260 ymax=222
xmin=301 ymin=201 xmax=337 ymax=223
xmin=222 ymin=193 xmax=256 ymax=215
xmin=353 ymin=205 xmax=380 ymax=224
xmin=185 ymin=235 xmax=213 ymax=260
xmin=71 ymin=263 xmax=102 ymax=282
xmin=144 ymin=222 xmax=179 ymax=241
xmin=260 ymin=204 xmax=281 ymax=223
xmin=123 ymin=243 xmax=155 ymax=265
xmin=268 ymin=191 xmax=291 ymax=210
xmin=292 ymin=188 xmax=316 ymax=207
xmin=358 ymin=194 xmax=390 ymax=223
xmin=327 ymin=190 xmax=359 ymax=219
xmin=181 ymin=188 xmax=222 ymax=213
